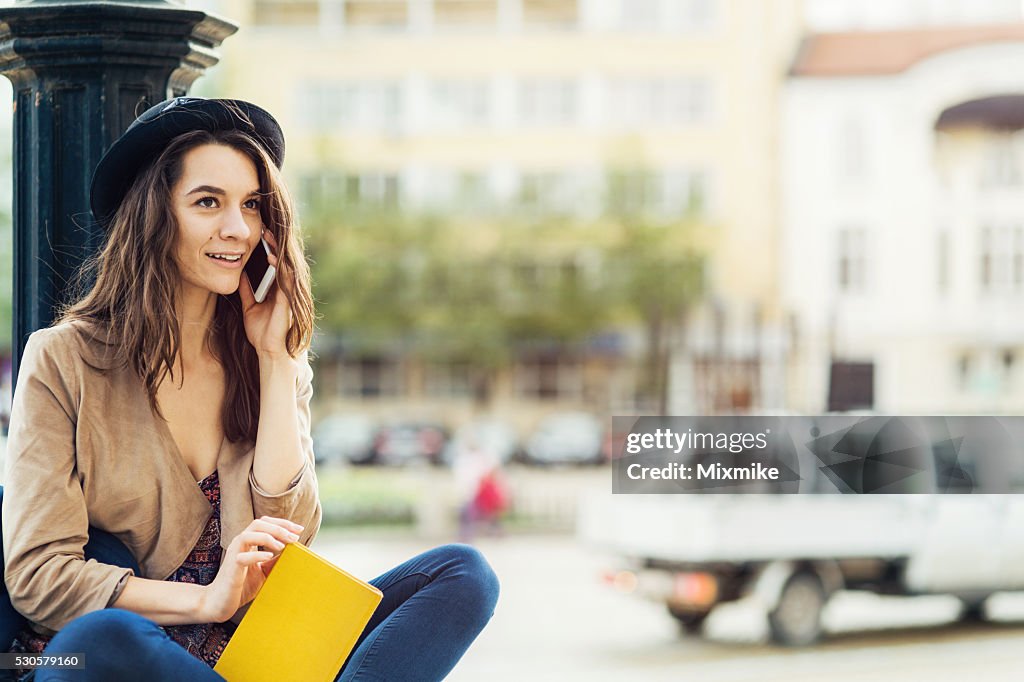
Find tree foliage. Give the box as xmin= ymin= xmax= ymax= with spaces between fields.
xmin=300 ymin=173 xmax=707 ymax=409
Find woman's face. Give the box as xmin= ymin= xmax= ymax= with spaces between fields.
xmin=170 ymin=143 xmax=264 ymax=301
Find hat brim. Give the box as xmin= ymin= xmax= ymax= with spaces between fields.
xmin=90 ymin=97 xmax=285 ymax=229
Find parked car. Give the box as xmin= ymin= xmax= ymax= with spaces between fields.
xmin=523 ymin=411 xmax=604 ymax=466
xmin=373 ymin=422 xmax=449 ymax=466
xmin=312 ymin=414 xmax=378 ymax=467
xmin=441 ymin=418 xmax=520 ymax=467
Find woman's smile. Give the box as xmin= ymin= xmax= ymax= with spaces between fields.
xmin=206 ymin=252 xmax=245 ymax=269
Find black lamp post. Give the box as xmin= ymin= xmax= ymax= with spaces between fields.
xmin=0 ymin=0 xmax=237 ymax=385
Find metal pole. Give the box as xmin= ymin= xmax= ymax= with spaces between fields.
xmin=0 ymin=0 xmax=237 ymax=387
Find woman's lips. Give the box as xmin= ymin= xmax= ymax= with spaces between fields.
xmin=207 ymin=254 xmax=243 ymax=269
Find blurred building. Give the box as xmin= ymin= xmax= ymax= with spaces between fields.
xmin=189 ymin=0 xmax=803 ymax=429
xmin=782 ymin=0 xmax=1024 ymax=412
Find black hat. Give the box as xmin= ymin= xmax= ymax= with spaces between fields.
xmin=89 ymin=96 xmax=286 ymax=229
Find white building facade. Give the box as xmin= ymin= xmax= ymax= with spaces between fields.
xmin=782 ymin=24 xmax=1024 ymax=412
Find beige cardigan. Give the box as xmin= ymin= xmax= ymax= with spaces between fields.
xmin=2 ymin=320 xmax=322 ymax=635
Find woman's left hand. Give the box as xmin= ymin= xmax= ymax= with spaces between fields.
xmin=238 ymin=228 xmax=293 ymax=359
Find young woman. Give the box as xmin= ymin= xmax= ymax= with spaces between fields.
xmin=2 ymin=97 xmax=499 ymax=681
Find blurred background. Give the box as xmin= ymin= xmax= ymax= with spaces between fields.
xmin=5 ymin=0 xmax=1024 ymax=679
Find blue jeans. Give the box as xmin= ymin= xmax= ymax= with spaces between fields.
xmin=36 ymin=544 xmax=499 ymax=682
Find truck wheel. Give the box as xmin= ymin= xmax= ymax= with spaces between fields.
xmin=666 ymin=604 xmax=711 ymax=635
xmin=768 ymin=571 xmax=827 ymax=646
xmin=958 ymin=597 xmax=989 ymax=622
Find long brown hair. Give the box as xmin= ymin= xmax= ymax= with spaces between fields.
xmin=56 ymin=128 xmax=315 ymax=444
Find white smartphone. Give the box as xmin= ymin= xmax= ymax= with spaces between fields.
xmin=244 ymin=237 xmax=278 ymax=303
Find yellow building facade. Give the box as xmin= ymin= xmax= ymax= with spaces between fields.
xmin=196 ymin=0 xmax=804 ymax=427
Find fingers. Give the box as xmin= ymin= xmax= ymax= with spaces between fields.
xmin=233 ymin=516 xmax=303 ymax=551
xmin=262 ymin=228 xmax=279 ymax=251
xmin=260 ymin=229 xmax=293 ymax=298
xmin=249 ymin=515 xmax=304 ymax=536
xmin=259 ymin=554 xmax=282 ymax=578
xmin=263 ymin=229 xmax=280 ymax=266
xmin=237 ymin=270 xmax=255 ymax=308
xmin=237 ymin=550 xmax=275 ymax=565
xmin=238 ymin=530 xmax=291 ymax=552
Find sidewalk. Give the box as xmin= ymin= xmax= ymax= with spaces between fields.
xmin=309 ymin=530 xmax=1024 ymax=682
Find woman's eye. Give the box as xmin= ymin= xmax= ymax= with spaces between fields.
xmin=244 ymin=198 xmax=261 ymax=210
xmin=197 ymin=197 xmax=218 ymax=208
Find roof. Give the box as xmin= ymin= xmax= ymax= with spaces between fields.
xmin=791 ymin=24 xmax=1024 ymax=77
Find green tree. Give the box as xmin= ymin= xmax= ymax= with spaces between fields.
xmin=603 ymin=167 xmax=706 ymax=414
xmin=300 ymin=165 xmax=707 ymax=413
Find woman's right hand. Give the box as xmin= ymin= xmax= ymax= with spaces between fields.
xmin=199 ymin=515 xmax=304 ymax=623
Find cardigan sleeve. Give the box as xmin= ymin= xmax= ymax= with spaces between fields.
xmin=2 ymin=328 xmax=134 ymax=632
xmin=248 ymin=350 xmax=322 ymax=547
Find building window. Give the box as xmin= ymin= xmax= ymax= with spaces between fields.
xmin=298 ymin=81 xmax=403 ymax=134
xmin=838 ymin=119 xmax=867 ymax=181
xmin=454 ymin=171 xmax=489 ymax=210
xmin=979 ymin=223 xmax=1024 ymax=294
xmin=606 ymin=169 xmax=708 ymax=217
xmin=980 ymin=134 xmax=1022 ymax=188
xmin=618 ymin=0 xmax=663 ymax=30
xmin=354 ymin=172 xmax=402 ymax=207
xmin=837 ymin=227 xmax=867 ymax=294
xmin=340 ymin=357 xmax=402 ymax=398
xmin=301 ymin=171 xmax=401 ymax=209
xmin=430 ymin=79 xmax=490 ymax=129
xmin=682 ymin=0 xmax=715 ymax=28
xmin=617 ymin=0 xmax=716 ymax=31
xmin=435 ymin=0 xmax=499 ymax=29
xmin=519 ymin=79 xmax=578 ymax=126
xmin=522 ymin=0 xmax=578 ymax=28
xmin=421 ymin=168 xmax=491 ymax=210
xmin=424 ymin=362 xmax=474 ymax=398
xmin=345 ymin=0 xmax=409 ymax=30
xmin=956 ymin=349 xmax=1007 ymax=394
xmin=608 ymin=77 xmax=712 ymax=127
xmin=298 ymin=84 xmax=353 ymax=129
xmin=515 ymin=356 xmax=583 ymax=400
xmin=252 ymin=0 xmax=319 ymax=26
xmin=667 ymin=169 xmax=707 ymax=216
xmin=937 ymin=229 xmax=950 ymax=294
xmin=517 ymin=171 xmax=579 ymax=213
xmin=300 ymin=170 xmax=347 ymax=213
xmin=957 ymin=352 xmax=971 ymax=391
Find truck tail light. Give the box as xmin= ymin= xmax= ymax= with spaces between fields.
xmin=602 ymin=569 xmax=638 ymax=594
xmin=673 ymin=572 xmax=718 ymax=607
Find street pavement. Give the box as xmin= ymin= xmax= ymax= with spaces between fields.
xmin=313 ymin=530 xmax=1024 ymax=682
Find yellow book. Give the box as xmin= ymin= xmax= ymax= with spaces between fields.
xmin=214 ymin=542 xmax=384 ymax=682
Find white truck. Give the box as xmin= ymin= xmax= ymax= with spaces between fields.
xmin=580 ymin=416 xmax=1024 ymax=645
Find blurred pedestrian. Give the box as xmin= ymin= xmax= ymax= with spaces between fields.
xmin=454 ymin=436 xmax=509 ymax=542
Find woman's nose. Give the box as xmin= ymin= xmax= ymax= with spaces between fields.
xmin=219 ymin=207 xmax=252 ymax=240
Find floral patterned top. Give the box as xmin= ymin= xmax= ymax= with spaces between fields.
xmin=161 ymin=469 xmax=237 ymax=664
